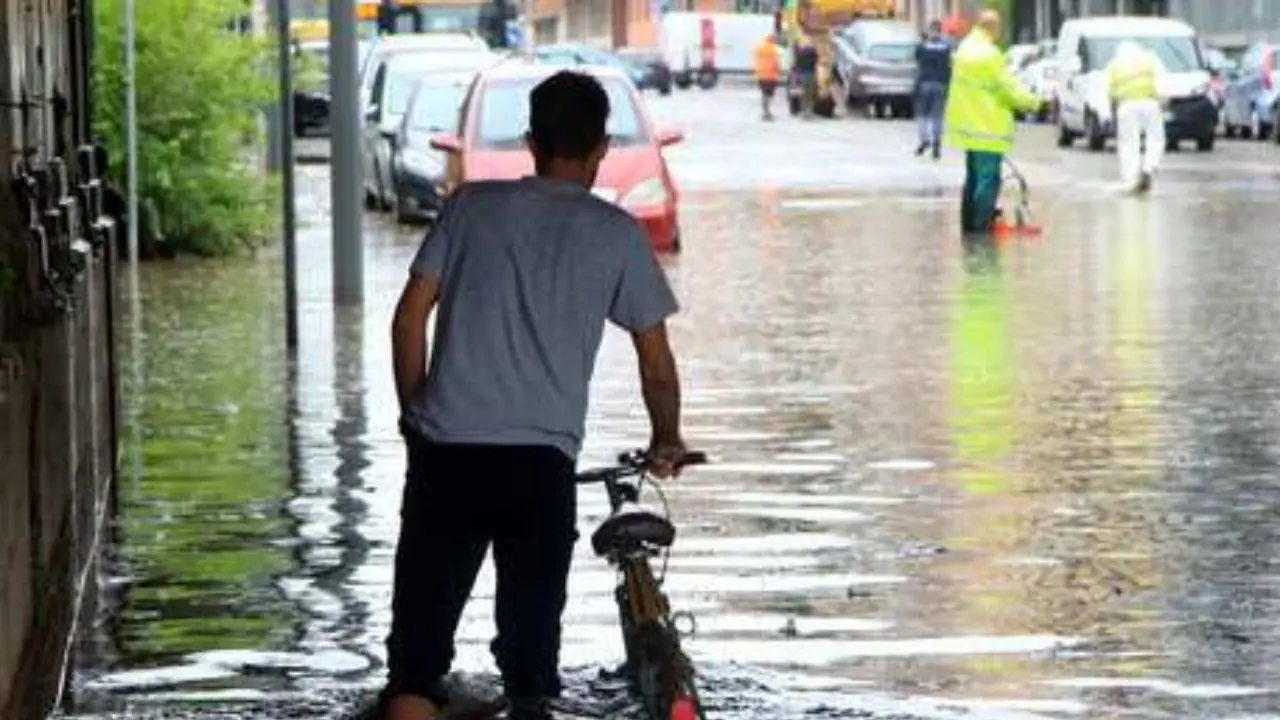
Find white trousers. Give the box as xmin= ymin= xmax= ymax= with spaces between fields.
xmin=1116 ymin=98 xmax=1165 ymax=190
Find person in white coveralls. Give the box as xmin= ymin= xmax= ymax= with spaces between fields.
xmin=1102 ymin=40 xmax=1167 ymax=193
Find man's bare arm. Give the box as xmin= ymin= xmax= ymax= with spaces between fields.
xmin=631 ymin=321 xmax=684 ymax=474
xmin=391 ymin=274 xmax=440 ymax=413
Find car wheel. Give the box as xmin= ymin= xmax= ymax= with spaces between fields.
xmin=1250 ymin=111 xmax=1266 ymax=140
xmin=393 ymin=185 xmax=417 ymax=224
xmin=1086 ymin=113 xmax=1106 ymax=151
xmin=1056 ymin=122 xmax=1075 ymax=147
xmin=696 ymin=67 xmax=718 ymax=90
xmin=674 ymin=73 xmax=692 ymax=90
xmin=1224 ymin=123 xmax=1237 ymax=138
xmin=1196 ymin=134 xmax=1215 ymax=152
xmin=371 ymin=164 xmax=392 ymax=211
xmin=363 ymin=188 xmax=379 ymax=210
xmin=658 ymin=82 xmax=672 ymax=96
xmin=1166 ymin=138 xmax=1180 ymax=152
xmin=1240 ymin=117 xmax=1254 ymax=139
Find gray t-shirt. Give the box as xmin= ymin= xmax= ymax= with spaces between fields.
xmin=403 ymin=177 xmax=679 ymax=458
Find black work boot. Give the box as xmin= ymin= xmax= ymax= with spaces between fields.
xmin=931 ymin=141 xmax=941 ymax=160
xmin=915 ymin=141 xmax=928 ymax=156
xmin=1136 ymin=170 xmax=1152 ymax=193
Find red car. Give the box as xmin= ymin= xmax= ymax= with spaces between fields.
xmin=429 ymin=62 xmax=685 ymax=251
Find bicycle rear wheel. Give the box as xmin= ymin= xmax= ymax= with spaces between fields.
xmin=617 ymin=559 xmax=706 ymax=720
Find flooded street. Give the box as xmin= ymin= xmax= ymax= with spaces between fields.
xmin=66 ymin=85 xmax=1280 ymax=719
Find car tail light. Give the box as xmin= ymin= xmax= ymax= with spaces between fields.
xmin=1264 ymin=49 xmax=1275 ymax=90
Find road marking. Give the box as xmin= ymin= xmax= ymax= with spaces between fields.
xmin=780 ymin=197 xmax=867 ymax=210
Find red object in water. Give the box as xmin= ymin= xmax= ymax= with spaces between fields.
xmin=991 ymin=220 xmax=1043 ymax=238
xmin=671 ymin=696 xmax=698 ymax=720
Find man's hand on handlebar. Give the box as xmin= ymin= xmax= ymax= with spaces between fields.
xmin=646 ymin=437 xmax=692 ymax=478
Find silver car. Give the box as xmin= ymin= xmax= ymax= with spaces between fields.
xmin=832 ymin=19 xmax=920 ymax=118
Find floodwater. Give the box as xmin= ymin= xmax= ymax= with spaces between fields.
xmin=65 ymin=90 xmax=1280 ymax=719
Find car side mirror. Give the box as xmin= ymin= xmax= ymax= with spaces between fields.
xmin=655 ymin=127 xmax=684 ymax=147
xmin=429 ymin=133 xmax=463 ymax=153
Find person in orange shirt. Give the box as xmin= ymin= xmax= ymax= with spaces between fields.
xmin=753 ymin=33 xmax=782 ymax=121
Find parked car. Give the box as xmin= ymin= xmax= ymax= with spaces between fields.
xmin=531 ymin=43 xmax=652 ymax=90
xmin=389 ymin=71 xmax=472 ymax=223
xmin=1201 ymin=44 xmax=1237 ymax=114
xmin=293 ymin=39 xmax=332 ymax=137
xmin=358 ymin=32 xmax=493 ymax=110
xmin=615 ymin=47 xmax=674 ymax=95
xmin=831 ymin=19 xmax=919 ymax=118
xmin=1221 ymin=42 xmax=1277 ymax=141
xmin=1056 ymin=16 xmax=1216 ymax=152
xmin=1007 ymin=42 xmax=1041 ymax=73
xmin=428 ymin=62 xmax=686 ymax=251
xmin=361 ymin=52 xmax=495 ymax=211
xmin=1016 ymin=57 xmax=1059 ymax=123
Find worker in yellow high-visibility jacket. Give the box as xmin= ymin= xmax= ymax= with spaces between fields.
xmin=1104 ymin=40 xmax=1167 ymax=193
xmin=944 ymin=10 xmax=1044 ymax=234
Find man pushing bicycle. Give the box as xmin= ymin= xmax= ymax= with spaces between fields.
xmin=387 ymin=70 xmax=692 ymax=720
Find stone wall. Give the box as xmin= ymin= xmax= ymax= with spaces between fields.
xmin=0 ymin=0 xmax=118 ymax=717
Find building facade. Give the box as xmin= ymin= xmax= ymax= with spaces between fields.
xmin=530 ymin=0 xmax=739 ymax=48
xmin=1167 ymin=0 xmax=1280 ymax=49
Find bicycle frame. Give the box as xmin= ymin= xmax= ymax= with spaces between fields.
xmin=578 ymin=452 xmax=706 ymax=720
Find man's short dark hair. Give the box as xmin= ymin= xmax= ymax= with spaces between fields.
xmin=528 ymin=71 xmax=610 ymax=171
xmin=928 ymin=19 xmax=942 ymax=33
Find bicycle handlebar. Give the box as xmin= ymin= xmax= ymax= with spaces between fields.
xmin=576 ymin=450 xmax=708 ymax=485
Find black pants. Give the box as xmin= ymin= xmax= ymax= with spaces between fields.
xmin=386 ymin=428 xmax=578 ymax=705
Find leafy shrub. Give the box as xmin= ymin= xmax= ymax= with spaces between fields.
xmin=93 ymin=0 xmax=278 ymax=257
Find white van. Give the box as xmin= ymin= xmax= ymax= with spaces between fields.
xmin=1055 ymin=16 xmax=1217 ymax=152
xmin=660 ymin=11 xmax=776 ymax=90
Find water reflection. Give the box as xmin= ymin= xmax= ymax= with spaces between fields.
xmin=67 ymin=168 xmax=1280 ymax=718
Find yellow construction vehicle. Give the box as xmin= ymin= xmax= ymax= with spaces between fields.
xmin=781 ymin=0 xmax=894 ymax=117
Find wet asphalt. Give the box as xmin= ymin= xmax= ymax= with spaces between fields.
xmin=61 ymin=84 xmax=1280 ymax=720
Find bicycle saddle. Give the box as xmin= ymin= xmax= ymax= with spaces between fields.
xmin=591 ymin=502 xmax=676 ymax=556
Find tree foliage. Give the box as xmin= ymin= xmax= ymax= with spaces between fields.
xmin=93 ymin=0 xmax=278 ymax=256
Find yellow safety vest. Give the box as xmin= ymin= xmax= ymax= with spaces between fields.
xmin=944 ymin=29 xmax=1043 ymax=154
xmin=1107 ymin=53 xmax=1158 ymax=101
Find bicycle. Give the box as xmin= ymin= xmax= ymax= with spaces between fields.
xmin=577 ymin=450 xmax=709 ymax=720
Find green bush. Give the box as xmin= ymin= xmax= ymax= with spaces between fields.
xmin=93 ymin=0 xmax=278 ymax=257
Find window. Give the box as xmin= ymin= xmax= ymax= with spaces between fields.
xmin=475 ymin=77 xmax=647 ymax=149
xmin=384 ymin=72 xmax=422 ymax=117
xmin=537 ymin=49 xmax=581 ymax=66
xmin=1239 ymin=44 xmax=1263 ymax=70
xmin=866 ymin=42 xmax=917 ymax=63
xmin=370 ymin=62 xmax=389 ymax=106
xmin=1082 ymin=36 xmax=1202 ymax=72
xmin=847 ymin=29 xmax=867 ymax=55
xmin=408 ymin=82 xmax=468 ymax=131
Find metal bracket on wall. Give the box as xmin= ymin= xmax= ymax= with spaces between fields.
xmin=0 ymin=346 xmax=22 ymax=405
